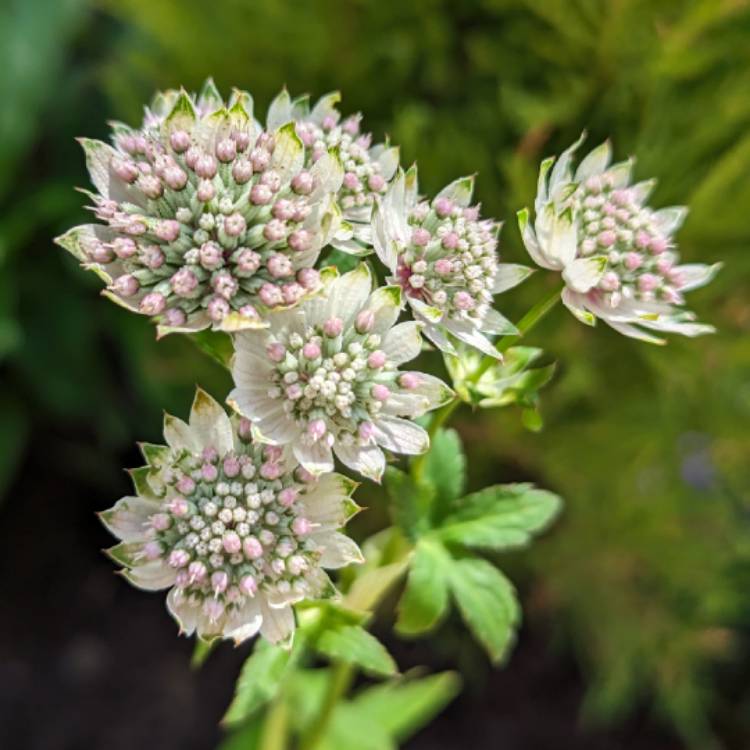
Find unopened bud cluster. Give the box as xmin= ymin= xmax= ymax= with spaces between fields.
xmin=145 ymin=430 xmax=320 ymax=623
xmin=399 ymin=197 xmax=499 ymax=324
xmin=267 ymin=313 xmax=415 ymax=450
xmin=574 ymin=178 xmax=686 ymax=306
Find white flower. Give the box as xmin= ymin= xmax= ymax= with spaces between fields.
xmin=100 ymin=387 xmax=362 ymax=646
xmin=55 ymin=79 xmax=343 ymax=337
xmin=371 ymin=167 xmax=533 ymax=358
xmin=229 ymin=264 xmax=454 ymax=482
xmin=518 ymin=135 xmax=721 ymax=344
xmin=267 ymin=89 xmax=400 ymax=255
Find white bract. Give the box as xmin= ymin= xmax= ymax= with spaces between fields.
xmin=371 ymin=167 xmax=533 ymax=357
xmin=100 ymin=388 xmax=362 ymax=646
xmin=519 ymin=135 xmax=720 ymax=344
xmin=267 ymin=89 xmax=400 ymax=254
xmin=229 ymin=264 xmax=453 ymax=482
xmin=56 ymin=80 xmax=343 ymax=337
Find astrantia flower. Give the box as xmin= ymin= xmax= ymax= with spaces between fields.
xmin=267 ymin=89 xmax=400 ymax=254
xmin=519 ymin=136 xmax=720 ymax=344
xmin=55 ymin=79 xmax=343 ymax=336
xmin=229 ymin=264 xmax=453 ymax=481
xmin=372 ymin=167 xmax=533 ymax=357
xmin=101 ymin=388 xmax=362 ymax=645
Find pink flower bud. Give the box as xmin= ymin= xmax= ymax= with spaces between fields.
xmin=412 ymin=227 xmax=431 ymax=247
xmin=232 ymin=130 xmax=251 ymax=151
xmin=207 ymin=296 xmax=230 ymax=321
xmin=243 ymin=536 xmax=263 ymax=560
xmin=211 ymin=570 xmax=229 ymax=594
xmin=282 ymin=282 xmax=304 ymax=305
xmin=259 ymin=283 xmax=283 ymax=307
xmin=201 ymin=463 xmax=218 ymax=482
xmin=142 ymin=245 xmax=165 ymax=269
xmin=261 ymin=462 xmax=282 ymax=480
xmin=222 ymin=531 xmax=242 ymax=554
xmin=272 ymin=199 xmax=294 ymax=221
xmin=139 ymin=175 xmax=163 ymax=199
xmin=267 ymin=342 xmax=286 ymax=362
xmin=399 ymin=372 xmax=420 ymax=389
xmin=585 ymin=175 xmax=602 ymax=192
xmin=278 ymin=487 xmax=298 ymax=507
xmin=163 ymin=166 xmax=188 ymax=190
xmin=599 ymin=271 xmax=621 ymax=292
xmin=263 ymin=219 xmax=287 ymax=242
xmin=638 ymin=273 xmax=659 ymax=292
xmin=288 ymin=230 xmax=312 ymax=252
xmin=649 ymin=236 xmax=668 ymax=254
xmin=199 ymin=241 xmax=223 ymax=270
xmin=368 ymin=174 xmax=386 ymax=192
xmin=250 ymin=148 xmax=270 ymax=171
xmin=169 ymin=130 xmax=191 ymax=153
xmin=371 ymin=384 xmax=391 ymax=401
xmin=167 ymin=496 xmax=189 ymax=517
xmin=176 ymin=475 xmax=195 ymax=495
xmin=343 ymin=172 xmax=360 ymax=190
xmin=656 ymin=257 xmax=673 ymax=275
xmin=239 ymin=574 xmax=258 ymax=596
xmin=197 ymin=180 xmax=215 ymax=202
xmin=635 ymin=231 xmax=652 ymax=249
xmin=223 ymin=456 xmax=240 ymax=477
xmin=171 ymin=268 xmax=199 ymax=297
xmin=267 ymin=253 xmax=293 ymax=278
xmin=356 ymin=309 xmax=375 ymax=333
xmin=624 ymin=252 xmax=642 ymax=271
xmin=150 ymin=512 xmax=171 ymax=531
xmin=434 ymin=196 xmax=453 ymax=217
xmin=358 ymin=421 xmax=375 ymax=441
xmin=367 ymin=350 xmax=386 ymax=369
xmin=194 ymin=154 xmax=217 ymax=179
xmin=297 ymin=268 xmax=320 ymax=290
xmin=463 ymin=206 xmax=480 ymax=221
xmin=286 ymin=383 xmax=302 ymax=400
xmin=238 ymin=417 xmax=253 ymax=440
xmin=139 ymin=292 xmax=166 ymax=316
xmin=307 ymin=419 xmax=327 ymax=441
xmin=143 ymin=541 xmax=162 ymax=561
xmin=232 ymin=158 xmax=253 ymax=184
xmin=302 ymin=341 xmax=321 ymax=359
xmin=168 ymin=549 xmax=190 ymax=568
xmin=442 ymin=232 xmax=459 ymax=250
xmin=155 ymin=219 xmax=180 ymax=242
xmin=112 ymin=237 xmax=137 ymax=259
xmin=453 ymin=291 xmax=475 ymax=310
xmin=216 ymin=138 xmax=237 ymax=163
xmin=188 ymin=561 xmax=207 ymax=582
xmin=113 ymin=274 xmax=139 ymax=297
xmin=112 ymin=158 xmax=139 ymax=183
xmin=597 ymin=230 xmax=617 ymax=248
xmin=434 ymin=258 xmax=453 ymax=276
xmin=323 ymin=317 xmax=343 ymax=337
xmin=212 ymin=272 xmax=239 ymax=300
xmin=163 ymin=308 xmax=187 ymax=328
xmin=250 ymin=183 xmax=273 ymax=205
xmin=291 ymin=171 xmax=314 ymax=195
xmin=292 ymin=517 xmax=312 ymax=536
xmin=202 ymin=446 xmax=218 ymax=463
xmin=296 ymin=467 xmax=316 ymax=484
xmin=224 ymin=213 xmax=247 ymax=237
xmin=235 ymin=248 xmax=261 ymax=274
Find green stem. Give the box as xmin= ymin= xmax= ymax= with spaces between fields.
xmin=411 ymin=286 xmax=562 ymax=482
xmin=259 ymin=696 xmax=289 ymax=750
xmin=300 ymin=661 xmax=354 ymax=750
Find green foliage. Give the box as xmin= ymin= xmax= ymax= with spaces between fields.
xmin=392 ymin=429 xmax=561 ymax=663
xmin=316 ymin=625 xmax=397 ymax=678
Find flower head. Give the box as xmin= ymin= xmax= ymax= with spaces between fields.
xmin=229 ymin=264 xmax=453 ymax=481
xmin=100 ymin=387 xmax=362 ymax=645
xmin=55 ymin=79 xmax=343 ymax=336
xmin=519 ymin=135 xmax=720 ymax=344
xmin=372 ymin=167 xmax=532 ymax=357
xmin=267 ymin=89 xmax=400 ymax=254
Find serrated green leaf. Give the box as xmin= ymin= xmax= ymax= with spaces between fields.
xmin=350 ymin=671 xmax=461 ymax=742
xmin=222 ymin=641 xmax=292 ymax=726
xmin=396 ymin=539 xmax=451 ymax=636
xmin=384 ymin=467 xmax=434 ymax=539
xmin=422 ymin=428 xmax=466 ymax=517
xmin=435 ymin=484 xmax=562 ymax=551
xmin=316 ymin=625 xmax=397 ymax=678
xmin=448 ymin=557 xmax=520 ymax=664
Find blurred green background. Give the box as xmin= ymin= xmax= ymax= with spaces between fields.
xmin=1 ymin=0 xmax=748 ymax=747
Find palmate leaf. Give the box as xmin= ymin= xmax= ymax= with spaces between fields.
xmin=435 ymin=483 xmax=562 ymax=552
xmin=384 ymin=467 xmax=433 ymax=539
xmin=421 ymin=428 xmax=467 ymax=517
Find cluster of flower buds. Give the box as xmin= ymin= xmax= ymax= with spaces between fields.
xmin=267 ymin=90 xmax=399 ymax=253
xmin=56 ymin=81 xmax=342 ymax=335
xmin=373 ymin=169 xmax=532 ymax=357
xmin=230 ymin=265 xmax=453 ymax=481
xmin=101 ymin=389 xmax=360 ymax=644
xmin=519 ymin=137 xmax=720 ymax=343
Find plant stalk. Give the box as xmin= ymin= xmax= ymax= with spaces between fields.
xmin=299 ymin=660 xmax=355 ymax=750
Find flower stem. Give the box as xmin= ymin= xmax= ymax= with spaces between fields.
xmin=259 ymin=695 xmax=290 ymax=750
xmin=411 ymin=286 xmax=562 ymax=481
xmin=300 ymin=660 xmax=354 ymax=750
